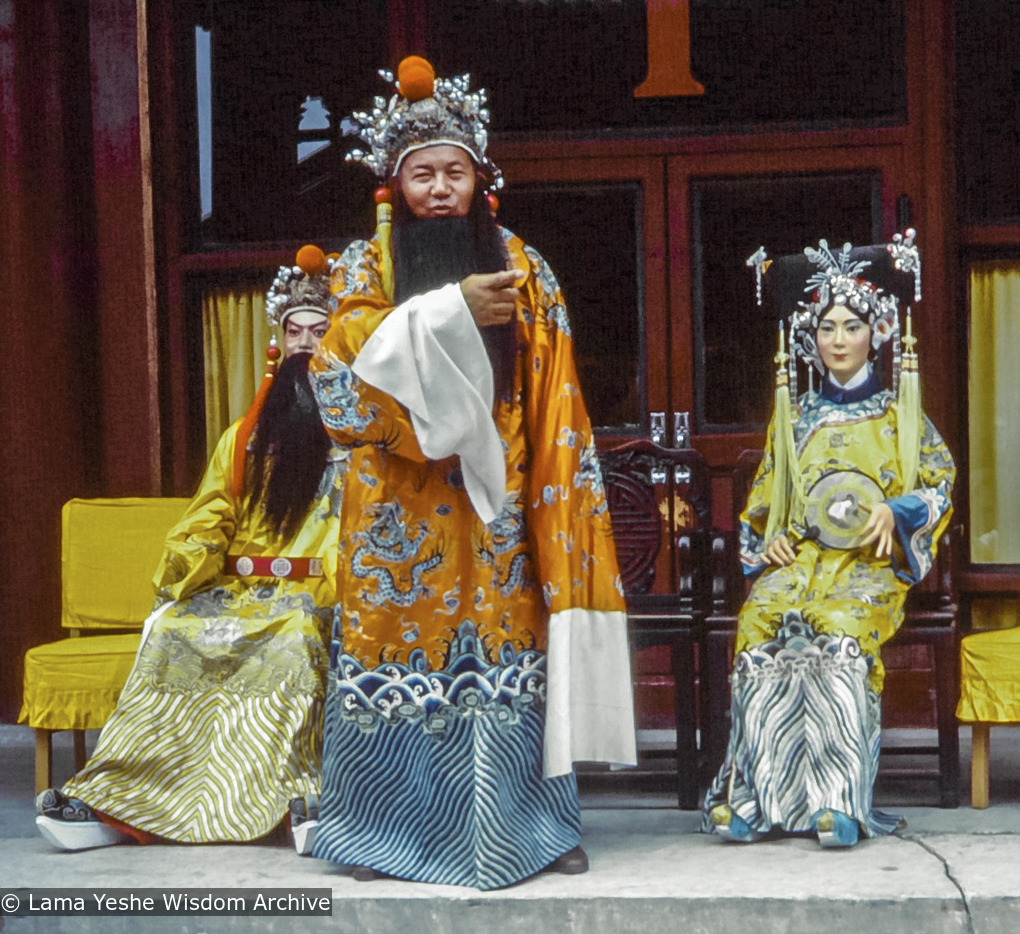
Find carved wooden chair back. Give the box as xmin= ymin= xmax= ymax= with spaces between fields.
xmin=598 ymin=439 xmax=712 ymax=599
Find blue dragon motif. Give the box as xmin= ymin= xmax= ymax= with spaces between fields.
xmin=312 ymin=352 xmax=378 ymax=435
xmin=475 ymin=494 xmax=531 ymax=598
xmin=574 ymin=436 xmax=609 ymax=515
xmin=522 ymin=244 xmax=572 ymax=338
xmin=351 ymin=499 xmax=443 ymax=608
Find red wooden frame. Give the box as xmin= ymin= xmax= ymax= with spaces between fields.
xmin=666 ymin=143 xmax=908 ymax=477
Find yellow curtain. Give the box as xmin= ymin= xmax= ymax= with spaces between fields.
xmin=969 ymin=262 xmax=1020 ymax=564
xmin=202 ymin=288 xmax=278 ymax=457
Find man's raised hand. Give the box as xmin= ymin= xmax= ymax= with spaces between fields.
xmin=461 ymin=269 xmax=525 ymax=327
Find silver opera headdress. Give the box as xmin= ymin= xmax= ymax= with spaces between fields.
xmin=747 ymin=228 xmax=922 ymax=394
xmin=264 ymin=245 xmax=337 ymax=329
xmin=342 ymin=55 xmax=503 ymax=190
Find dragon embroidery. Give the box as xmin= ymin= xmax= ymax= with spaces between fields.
xmin=474 ymin=493 xmax=531 ymax=598
xmin=312 ymin=352 xmax=378 ymax=435
xmin=351 ymin=499 xmax=444 ymax=608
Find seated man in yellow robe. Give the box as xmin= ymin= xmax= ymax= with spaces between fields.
xmin=36 ymin=248 xmax=343 ymax=855
xmin=308 ymin=58 xmax=636 ymax=889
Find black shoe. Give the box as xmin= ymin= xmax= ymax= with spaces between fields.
xmin=288 ymin=795 xmax=319 ymax=825
xmin=544 ymin=845 xmax=589 ymax=874
xmin=35 ymin=788 xmax=98 ymax=822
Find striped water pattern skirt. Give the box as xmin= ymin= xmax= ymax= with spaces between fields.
xmin=314 ymin=623 xmax=582 ymax=889
xmin=703 ymin=612 xmax=901 ymax=838
xmin=64 ymin=589 xmax=329 ymax=842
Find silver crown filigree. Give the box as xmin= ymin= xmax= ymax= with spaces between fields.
xmin=800 ymin=239 xmax=899 ymax=342
xmin=746 ymin=233 xmax=923 ymax=384
xmin=265 ymin=258 xmax=336 ymax=329
xmin=784 ymin=240 xmax=900 ymax=376
xmin=342 ymin=69 xmax=504 ymax=190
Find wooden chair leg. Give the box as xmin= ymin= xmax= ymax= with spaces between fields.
xmin=672 ymin=633 xmax=699 ymax=810
xmin=705 ymin=629 xmax=734 ymax=775
xmin=35 ymin=728 xmax=53 ymax=796
xmin=970 ymin=722 xmax=990 ymax=809
xmin=73 ymin=729 xmax=87 ymax=772
xmin=933 ymin=636 xmax=960 ymax=808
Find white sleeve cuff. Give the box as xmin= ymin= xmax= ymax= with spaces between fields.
xmin=543 ymin=608 xmax=637 ymax=778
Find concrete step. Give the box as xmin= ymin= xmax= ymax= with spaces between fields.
xmin=6 ymin=726 xmax=1020 ymax=933
xmin=4 ymin=809 xmax=1020 ymax=933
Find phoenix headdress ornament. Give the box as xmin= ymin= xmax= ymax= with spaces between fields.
xmin=747 ymin=228 xmax=921 ymax=389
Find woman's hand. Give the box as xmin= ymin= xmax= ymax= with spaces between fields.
xmin=763 ymin=534 xmax=797 ymax=567
xmin=860 ymin=502 xmax=896 ymax=558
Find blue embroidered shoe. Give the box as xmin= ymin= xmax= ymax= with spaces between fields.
xmin=813 ymin=809 xmax=860 ymax=848
xmin=708 ymin=804 xmax=760 ymax=843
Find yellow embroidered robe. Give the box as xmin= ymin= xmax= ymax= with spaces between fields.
xmin=308 ymin=228 xmax=632 ymax=889
xmin=310 ymin=230 xmax=625 ymax=673
xmin=704 ymin=377 xmax=954 ymax=838
xmin=63 ymin=421 xmax=343 ymax=842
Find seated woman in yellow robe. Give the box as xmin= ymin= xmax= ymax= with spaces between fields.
xmin=36 ymin=249 xmax=343 ymax=853
xmin=704 ymin=232 xmax=954 ymax=847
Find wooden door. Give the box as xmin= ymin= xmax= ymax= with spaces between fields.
xmin=666 ymin=144 xmax=910 ymax=523
xmin=497 ymin=155 xmax=668 ymax=446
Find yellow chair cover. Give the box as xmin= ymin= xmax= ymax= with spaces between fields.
xmin=19 ymin=497 xmax=191 ymax=731
xmin=62 ymin=498 xmax=191 ymax=630
xmin=957 ymin=627 xmax=1020 ymax=723
xmin=20 ymin=634 xmax=142 ymax=730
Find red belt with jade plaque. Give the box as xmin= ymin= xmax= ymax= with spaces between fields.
xmin=225 ymin=556 xmax=324 ymax=579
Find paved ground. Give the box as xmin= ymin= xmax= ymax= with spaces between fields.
xmin=3 ymin=724 xmax=1020 ymax=933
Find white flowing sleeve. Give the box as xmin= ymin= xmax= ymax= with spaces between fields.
xmin=351 ymin=282 xmax=506 ymax=524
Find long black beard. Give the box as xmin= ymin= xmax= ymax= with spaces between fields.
xmin=245 ymin=352 xmax=330 ymax=540
xmin=392 ymin=198 xmax=517 ymax=401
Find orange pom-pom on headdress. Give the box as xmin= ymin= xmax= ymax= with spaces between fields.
xmin=295 ymin=244 xmax=328 ymax=276
xmin=397 ymin=56 xmax=435 ymax=102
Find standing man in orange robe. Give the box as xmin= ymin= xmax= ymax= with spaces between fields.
xmin=309 ymin=58 xmax=636 ymax=889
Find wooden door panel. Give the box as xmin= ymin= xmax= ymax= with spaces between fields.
xmin=667 ymin=145 xmax=907 ymax=483
xmin=497 ymin=156 xmax=668 ymax=445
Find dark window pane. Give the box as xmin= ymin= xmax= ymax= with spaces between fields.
xmin=426 ymin=0 xmax=905 ymax=134
xmin=692 ymin=174 xmax=880 ymax=433
xmin=956 ymin=0 xmax=1020 ymax=224
xmin=199 ymin=0 xmax=386 ymax=245
xmin=497 ymin=184 xmax=643 ymax=432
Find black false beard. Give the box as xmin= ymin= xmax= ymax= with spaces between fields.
xmin=392 ymin=213 xmax=517 ymax=400
xmin=246 ymin=352 xmax=331 ymax=540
